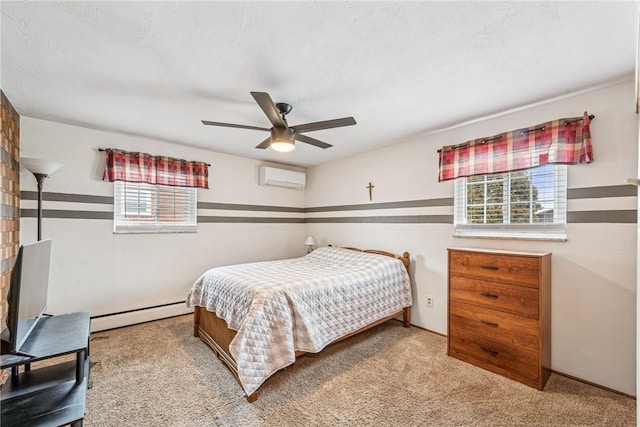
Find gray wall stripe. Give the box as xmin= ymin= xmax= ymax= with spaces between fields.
xmin=19 ymin=209 xmax=638 ymax=224
xmin=18 ymin=185 xmax=638 ymax=224
xmin=21 ymin=209 xmax=303 ymax=223
xmin=307 ymin=211 xmax=638 ymax=224
xmin=567 ymin=210 xmax=637 ymax=223
xmin=198 ymin=216 xmax=305 ymax=224
xmin=21 ymin=184 xmax=636 ymax=212
xmin=305 ymin=215 xmax=454 ymax=224
xmin=21 ymin=209 xmax=113 ymax=220
xmin=21 ymin=191 xmax=303 ymax=212
xmin=304 ymin=198 xmax=454 ymax=213
xmin=568 ymin=185 xmax=637 ymax=199
xmin=198 ymin=202 xmax=304 ymax=213
xmin=22 ymin=191 xmax=114 ymax=204
xmin=306 ymin=185 xmax=637 ymax=213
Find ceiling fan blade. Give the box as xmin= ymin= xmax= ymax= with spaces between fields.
xmin=255 ymin=137 xmax=271 ymax=149
xmin=250 ymin=92 xmax=286 ymax=128
xmin=295 ymin=133 xmax=332 ymax=149
xmin=201 ymin=120 xmax=269 ymax=132
xmin=292 ymin=117 xmax=356 ymax=133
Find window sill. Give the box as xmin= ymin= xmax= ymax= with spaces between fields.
xmin=114 ymin=227 xmax=197 ymax=234
xmin=453 ymin=232 xmax=567 ymax=242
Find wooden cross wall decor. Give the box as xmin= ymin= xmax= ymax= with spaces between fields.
xmin=366 ymin=182 xmax=375 ymax=201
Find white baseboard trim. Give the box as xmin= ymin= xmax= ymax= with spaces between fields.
xmin=90 ymin=302 xmax=193 ymax=332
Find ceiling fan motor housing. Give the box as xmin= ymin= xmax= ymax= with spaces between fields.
xmin=271 ymin=126 xmax=295 ymax=141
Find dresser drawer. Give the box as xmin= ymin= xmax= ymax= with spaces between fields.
xmin=449 ymin=301 xmax=539 ymax=351
xmin=450 ymin=276 xmax=539 ymax=319
xmin=449 ymin=324 xmax=539 ymax=382
xmin=449 ymin=250 xmax=540 ymax=288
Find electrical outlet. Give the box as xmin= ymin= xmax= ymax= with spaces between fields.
xmin=425 ymin=295 xmax=433 ymax=308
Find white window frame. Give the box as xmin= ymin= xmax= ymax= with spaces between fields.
xmin=453 ymin=165 xmax=567 ymax=241
xmin=114 ymin=181 xmax=197 ymax=234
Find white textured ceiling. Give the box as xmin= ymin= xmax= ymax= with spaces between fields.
xmin=1 ymin=1 xmax=638 ymax=167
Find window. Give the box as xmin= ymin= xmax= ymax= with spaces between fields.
xmin=454 ymin=164 xmax=567 ymax=240
xmin=114 ymin=181 xmax=197 ymax=233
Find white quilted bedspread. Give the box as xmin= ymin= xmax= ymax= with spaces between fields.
xmin=187 ymin=246 xmax=412 ymax=396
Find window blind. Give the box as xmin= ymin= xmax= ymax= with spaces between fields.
xmin=114 ymin=181 xmax=197 ymax=233
xmin=453 ymin=164 xmax=567 ymax=240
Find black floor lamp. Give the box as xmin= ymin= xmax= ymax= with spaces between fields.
xmin=20 ymin=158 xmax=63 ymax=241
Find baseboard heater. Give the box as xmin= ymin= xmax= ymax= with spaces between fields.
xmin=90 ymin=301 xmax=192 ymax=332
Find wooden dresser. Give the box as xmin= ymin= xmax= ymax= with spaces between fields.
xmin=447 ymin=248 xmax=551 ymax=390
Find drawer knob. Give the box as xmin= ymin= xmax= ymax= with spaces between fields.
xmin=481 ymin=265 xmax=499 ymax=271
xmin=480 ymin=346 xmax=499 ymax=357
xmin=480 ymin=292 xmax=499 ymax=299
xmin=481 ymin=320 xmax=499 ymax=328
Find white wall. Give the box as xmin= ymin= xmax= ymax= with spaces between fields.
xmin=18 ymin=81 xmax=638 ymax=396
xmin=305 ymin=80 xmax=638 ymax=396
xmin=20 ymin=118 xmax=306 ymax=331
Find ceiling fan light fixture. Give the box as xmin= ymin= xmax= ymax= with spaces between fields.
xmin=270 ymin=127 xmax=296 ymax=152
xmin=271 ymin=140 xmax=295 ymax=152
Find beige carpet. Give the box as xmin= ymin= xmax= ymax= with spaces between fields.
xmin=82 ymin=315 xmax=635 ymax=426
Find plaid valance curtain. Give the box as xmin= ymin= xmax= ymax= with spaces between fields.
xmin=102 ymin=148 xmax=209 ymax=189
xmin=438 ymin=111 xmax=594 ymax=182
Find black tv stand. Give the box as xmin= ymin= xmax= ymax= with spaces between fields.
xmin=1 ymin=311 xmax=91 ymax=427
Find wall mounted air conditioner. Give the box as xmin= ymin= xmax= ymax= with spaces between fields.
xmin=259 ymin=166 xmax=306 ymax=189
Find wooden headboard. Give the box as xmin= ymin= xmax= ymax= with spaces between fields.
xmin=337 ymin=246 xmax=411 ymax=274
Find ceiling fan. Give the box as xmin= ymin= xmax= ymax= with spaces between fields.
xmin=202 ymin=91 xmax=356 ymax=152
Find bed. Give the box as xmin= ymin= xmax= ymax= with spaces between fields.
xmin=187 ymin=246 xmax=413 ymax=402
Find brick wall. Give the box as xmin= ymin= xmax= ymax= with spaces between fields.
xmin=1 ymin=91 xmax=20 ymax=333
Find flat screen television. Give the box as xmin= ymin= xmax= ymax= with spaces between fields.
xmin=1 ymin=239 xmax=52 ymax=355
